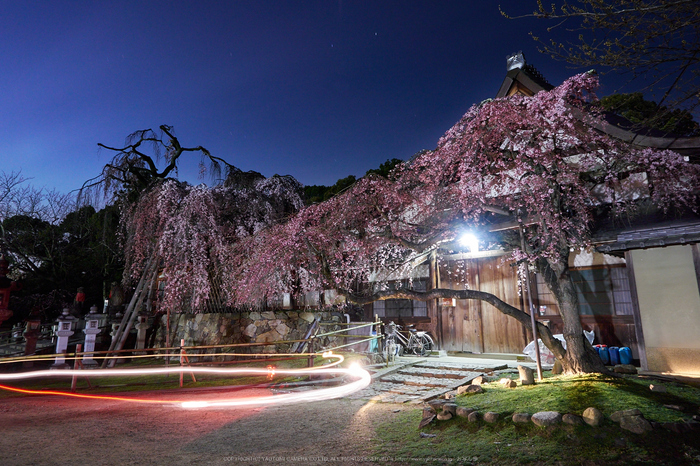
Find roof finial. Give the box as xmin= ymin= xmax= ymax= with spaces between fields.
xmin=506 ymin=51 xmax=526 ymax=71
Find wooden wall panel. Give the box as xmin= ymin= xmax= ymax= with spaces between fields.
xmin=438 ymin=260 xmax=463 ymax=351
xmin=477 ymin=257 xmax=528 ymax=353
xmin=462 ymin=259 xmax=484 ymax=353
xmin=436 ymin=255 xmax=639 ymax=356
xmin=437 ymin=256 xmax=525 ymax=354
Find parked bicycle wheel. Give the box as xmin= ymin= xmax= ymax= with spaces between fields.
xmin=405 ymin=334 xmax=421 ymax=356
xmin=419 ymin=334 xmax=434 ymax=356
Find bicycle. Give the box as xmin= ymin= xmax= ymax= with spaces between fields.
xmin=383 ymin=321 xmax=435 ymax=357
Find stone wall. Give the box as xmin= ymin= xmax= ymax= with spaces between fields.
xmin=153 ymin=310 xmax=346 ymax=353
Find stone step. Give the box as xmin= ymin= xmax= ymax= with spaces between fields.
xmin=398 ymin=368 xmax=470 ymax=379
xmin=412 ymin=362 xmax=509 ymax=372
xmin=380 ymin=374 xmax=457 ymax=388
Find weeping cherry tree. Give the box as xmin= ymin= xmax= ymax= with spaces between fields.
xmin=223 ymin=72 xmax=699 ymax=374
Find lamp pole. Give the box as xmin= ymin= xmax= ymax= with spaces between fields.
xmin=519 ymin=222 xmax=543 ymax=381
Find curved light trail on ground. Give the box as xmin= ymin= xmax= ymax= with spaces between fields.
xmin=0 ymin=353 xmax=372 ymax=409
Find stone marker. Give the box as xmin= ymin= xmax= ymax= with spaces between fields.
xmin=458 ymin=384 xmax=484 ymax=395
xmin=613 ymin=364 xmax=637 ymax=374
xmin=470 ymin=375 xmax=486 ymax=385
xmin=649 ymin=384 xmax=667 ymax=392
xmin=428 ymin=399 xmax=447 ymax=410
xmin=419 ymin=408 xmax=436 ymax=428
xmin=512 ymin=413 xmax=531 ymax=423
xmin=619 ymin=414 xmax=653 ymax=434
xmin=499 ymin=378 xmax=517 ymax=388
xmin=582 ymin=407 xmax=603 ymax=427
xmin=611 ymin=409 xmax=643 ymax=423
xmin=443 ymin=403 xmax=457 ymax=415
xmin=468 ymin=411 xmax=480 ymax=423
xmin=531 ymin=411 xmax=562 ymax=426
xmin=562 ymin=414 xmax=585 ymax=426
xmin=456 ymin=407 xmax=474 ymax=418
xmin=518 ymin=365 xmax=535 ymax=385
xmin=437 ymin=411 xmax=453 ymax=421
xmin=610 ymin=408 xmax=653 ymax=434
xmin=552 ymin=360 xmax=563 ymax=374
xmin=484 ymin=412 xmax=499 ymax=423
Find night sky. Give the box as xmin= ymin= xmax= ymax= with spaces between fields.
xmin=1 ymin=1 xmax=624 ymax=193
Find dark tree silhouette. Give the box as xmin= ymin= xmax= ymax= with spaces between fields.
xmin=504 ymin=1 xmax=700 ymax=121
xmin=82 ymin=125 xmax=237 ymax=203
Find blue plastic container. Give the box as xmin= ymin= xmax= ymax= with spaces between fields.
xmin=598 ymin=346 xmax=610 ymax=365
xmin=619 ymin=346 xmax=632 ymax=365
xmin=369 ymin=329 xmax=378 ymax=353
xmin=609 ymin=347 xmax=620 ymax=365
xmin=594 ymin=344 xmax=602 ymax=359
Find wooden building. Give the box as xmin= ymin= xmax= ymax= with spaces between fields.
xmin=367 ymin=52 xmax=700 ymax=375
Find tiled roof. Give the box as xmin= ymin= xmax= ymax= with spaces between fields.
xmin=597 ymin=221 xmax=700 ymax=252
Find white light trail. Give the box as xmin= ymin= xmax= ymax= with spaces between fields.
xmin=0 ymin=354 xmax=372 ymax=409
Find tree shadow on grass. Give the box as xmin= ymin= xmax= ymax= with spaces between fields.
xmin=606 ymin=375 xmax=700 ymax=414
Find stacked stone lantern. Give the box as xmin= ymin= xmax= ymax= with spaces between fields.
xmin=134 ymin=312 xmax=149 ymax=354
xmin=82 ymin=305 xmax=101 ymax=367
xmin=52 ymin=309 xmax=76 ymax=369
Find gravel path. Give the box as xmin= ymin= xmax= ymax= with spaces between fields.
xmin=0 ymin=386 xmax=404 ymax=466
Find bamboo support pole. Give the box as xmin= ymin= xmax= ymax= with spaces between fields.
xmin=102 ymin=255 xmax=157 ymax=368
xmin=314 ymin=321 xmax=376 ymax=338
xmin=323 ymin=335 xmax=380 ymax=352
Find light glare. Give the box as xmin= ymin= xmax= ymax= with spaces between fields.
xmin=459 ymin=232 xmax=479 ymax=252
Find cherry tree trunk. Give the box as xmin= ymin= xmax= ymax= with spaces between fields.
xmin=556 ymin=279 xmax=608 ymax=374
xmin=538 ymin=252 xmax=608 ymax=374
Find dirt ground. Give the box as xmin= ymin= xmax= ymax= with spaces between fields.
xmin=0 ymin=386 xmax=404 ymax=466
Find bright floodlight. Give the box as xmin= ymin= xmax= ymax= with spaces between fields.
xmin=459 ymin=232 xmax=479 ymax=252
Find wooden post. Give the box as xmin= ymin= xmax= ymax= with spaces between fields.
xmin=179 ymin=338 xmax=184 ymax=388
xmin=375 ymin=313 xmax=381 ymax=357
xmin=377 ymin=315 xmax=389 ymax=368
xmin=165 ymin=308 xmax=171 ymax=368
xmin=308 ymin=337 xmax=314 ymax=368
xmin=71 ymin=344 xmax=82 ymax=393
xmin=520 ymin=223 xmax=543 ymax=381
xmin=175 ymin=339 xmax=197 ymax=387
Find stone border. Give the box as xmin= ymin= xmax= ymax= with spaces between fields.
xmin=420 ymin=370 xmax=700 ymax=435
xmin=424 ymin=399 xmax=700 ymax=434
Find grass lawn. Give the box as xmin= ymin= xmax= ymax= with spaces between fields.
xmin=376 ymin=372 xmax=700 ymax=465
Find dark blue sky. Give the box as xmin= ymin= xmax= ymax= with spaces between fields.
xmin=1 ymin=1 xmax=623 ymax=192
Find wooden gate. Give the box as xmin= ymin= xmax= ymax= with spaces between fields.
xmin=438 ymin=255 xmax=527 ymax=354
